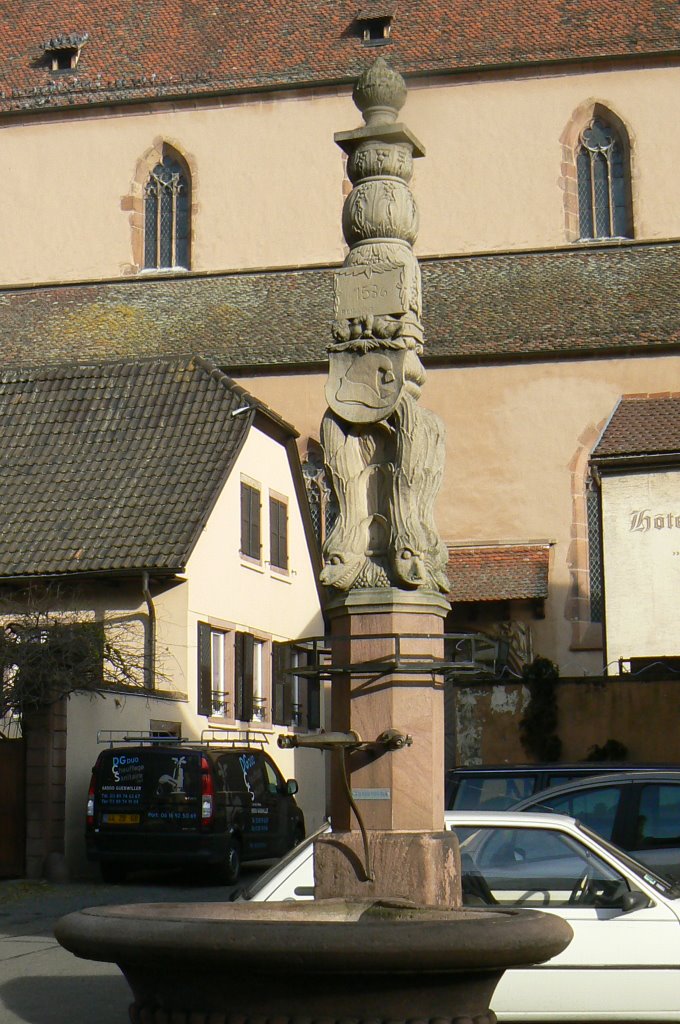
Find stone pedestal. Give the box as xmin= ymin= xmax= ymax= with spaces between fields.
xmin=315 ymin=829 xmax=461 ymax=907
xmin=327 ymin=588 xmax=449 ymax=833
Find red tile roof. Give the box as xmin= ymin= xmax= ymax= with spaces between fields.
xmin=446 ymin=544 xmax=551 ymax=602
xmin=0 ymin=0 xmax=678 ymax=114
xmin=592 ymin=393 xmax=680 ymax=461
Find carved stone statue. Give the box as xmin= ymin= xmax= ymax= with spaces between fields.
xmin=320 ymin=58 xmax=449 ymax=594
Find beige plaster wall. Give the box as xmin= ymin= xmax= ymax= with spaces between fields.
xmin=450 ymin=677 xmax=680 ymax=766
xmin=600 ymin=470 xmax=680 ymax=669
xmin=239 ymin=351 xmax=680 ymax=678
xmin=407 ymin=63 xmax=680 ymax=254
xmin=1 ymin=63 xmax=679 ymax=285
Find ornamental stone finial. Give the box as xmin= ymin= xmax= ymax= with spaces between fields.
xmin=352 ymin=56 xmax=407 ymax=125
xmin=319 ymin=60 xmax=449 ymax=595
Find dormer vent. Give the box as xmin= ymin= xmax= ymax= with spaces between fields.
xmin=357 ymin=4 xmax=395 ymax=44
xmin=44 ymin=32 xmax=88 ymax=71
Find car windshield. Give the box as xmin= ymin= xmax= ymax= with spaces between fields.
xmin=233 ymin=824 xmax=325 ymax=901
xmin=575 ymin=821 xmax=680 ymax=896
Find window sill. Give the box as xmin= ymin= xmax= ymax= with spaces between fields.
xmin=139 ymin=266 xmax=190 ymax=276
xmin=574 ymin=236 xmax=632 ymax=245
xmin=570 ymin=620 xmax=604 ymax=651
xmin=241 ymin=556 xmax=265 ymax=574
xmin=206 ymin=716 xmax=274 ymax=733
xmin=270 ymin=567 xmax=292 ymax=584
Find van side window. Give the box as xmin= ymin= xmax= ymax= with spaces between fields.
xmin=263 ymin=759 xmax=280 ymax=795
xmin=231 ymin=751 xmax=267 ymax=803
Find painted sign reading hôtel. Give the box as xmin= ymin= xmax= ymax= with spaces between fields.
xmin=630 ymin=510 xmax=680 ymax=532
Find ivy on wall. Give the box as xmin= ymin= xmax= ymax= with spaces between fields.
xmin=518 ymin=656 xmax=562 ymax=762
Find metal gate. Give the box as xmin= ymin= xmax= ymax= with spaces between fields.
xmin=0 ymin=739 xmax=25 ymax=877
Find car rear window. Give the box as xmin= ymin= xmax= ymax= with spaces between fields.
xmin=97 ymin=749 xmax=202 ymax=809
xmin=452 ymin=776 xmax=537 ymax=811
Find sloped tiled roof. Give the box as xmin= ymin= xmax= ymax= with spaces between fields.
xmin=446 ymin=544 xmax=551 ymax=602
xmin=0 ymin=355 xmax=281 ymax=578
xmin=0 ymin=242 xmax=678 ymax=370
xmin=591 ymin=393 xmax=680 ymax=462
xmin=0 ymin=0 xmax=678 ymax=115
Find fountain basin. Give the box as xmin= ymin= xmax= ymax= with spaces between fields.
xmin=55 ymin=898 xmax=572 ymax=1024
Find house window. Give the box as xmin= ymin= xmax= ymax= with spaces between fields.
xmin=301 ymin=450 xmax=338 ymax=549
xmin=252 ymin=639 xmax=266 ymax=721
xmin=144 ymin=154 xmax=190 ymax=270
xmin=44 ymin=33 xmax=87 ymax=71
xmin=197 ymin=623 xmax=231 ymax=716
xmin=269 ymin=495 xmax=288 ymax=572
xmin=241 ymin=482 xmax=261 ymax=561
xmin=586 ymin=483 xmax=604 ymax=624
xmin=357 ymin=6 xmax=394 ymax=43
xmin=576 ymin=117 xmax=631 ymax=241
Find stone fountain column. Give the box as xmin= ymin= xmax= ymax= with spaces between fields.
xmin=54 ymin=59 xmax=572 ymax=1024
xmin=314 ymin=58 xmax=456 ymax=906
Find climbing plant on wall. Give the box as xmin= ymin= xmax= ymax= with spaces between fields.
xmin=518 ymin=656 xmax=562 ymax=762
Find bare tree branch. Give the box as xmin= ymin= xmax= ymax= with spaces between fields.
xmin=0 ymin=582 xmax=152 ymax=724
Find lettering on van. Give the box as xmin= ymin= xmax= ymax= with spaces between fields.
xmin=111 ymin=755 xmax=143 ymax=785
xmin=239 ymin=753 xmax=257 ymax=802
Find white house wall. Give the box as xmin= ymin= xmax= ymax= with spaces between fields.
xmin=184 ymin=424 xmax=327 ymax=842
xmin=64 ymin=423 xmax=326 ymax=877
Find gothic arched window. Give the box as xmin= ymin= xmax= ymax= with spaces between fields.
xmin=144 ymin=154 xmax=190 ymax=270
xmin=576 ymin=117 xmax=631 ymax=241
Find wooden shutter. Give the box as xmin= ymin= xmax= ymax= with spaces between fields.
xmin=269 ymin=497 xmax=288 ymax=571
xmin=241 ymin=484 xmax=261 ymax=560
xmin=197 ymin=622 xmax=212 ymax=717
xmin=272 ymin=642 xmax=291 ymax=725
xmin=235 ymin=631 xmax=254 ymax=721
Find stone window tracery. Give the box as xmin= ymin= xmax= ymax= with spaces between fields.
xmin=143 ymin=155 xmax=190 ymax=270
xmin=575 ymin=117 xmax=631 ymax=241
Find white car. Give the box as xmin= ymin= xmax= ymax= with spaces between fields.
xmin=236 ymin=810 xmax=680 ymax=1021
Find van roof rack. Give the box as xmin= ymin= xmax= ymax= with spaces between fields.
xmin=96 ymin=728 xmax=270 ymax=749
xmin=200 ymin=728 xmax=269 ymax=748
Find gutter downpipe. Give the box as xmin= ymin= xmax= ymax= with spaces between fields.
xmin=142 ymin=571 xmax=156 ymax=689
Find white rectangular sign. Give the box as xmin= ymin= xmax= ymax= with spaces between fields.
xmin=334 ymin=266 xmax=407 ymax=319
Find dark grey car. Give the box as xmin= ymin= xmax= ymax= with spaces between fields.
xmin=511 ymin=770 xmax=680 ymax=881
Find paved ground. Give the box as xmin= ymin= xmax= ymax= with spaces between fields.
xmin=0 ymin=868 xmax=260 ymax=1024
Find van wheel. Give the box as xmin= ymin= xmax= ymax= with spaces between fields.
xmin=221 ymin=839 xmax=241 ymax=885
xmin=100 ymin=863 xmax=126 ymax=884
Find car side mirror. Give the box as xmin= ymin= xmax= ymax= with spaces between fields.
xmin=621 ymin=890 xmax=651 ymax=913
xmin=286 ymin=779 xmax=298 ymax=796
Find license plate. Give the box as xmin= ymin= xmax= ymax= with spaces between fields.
xmin=103 ymin=813 xmax=140 ymax=824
